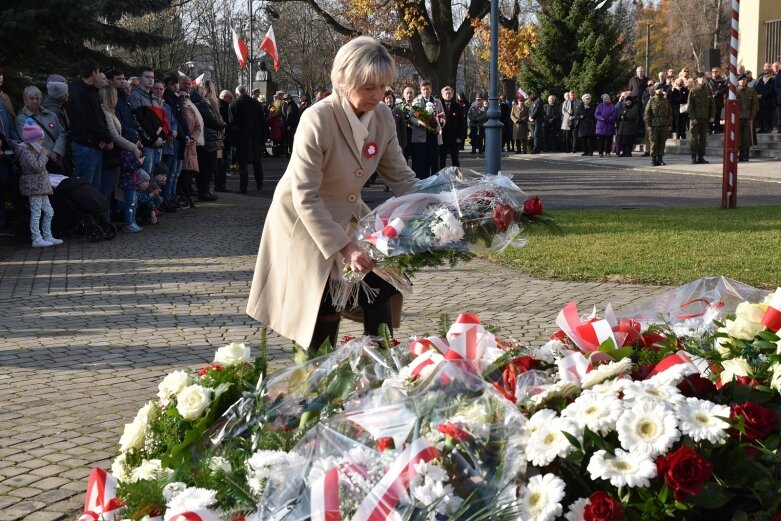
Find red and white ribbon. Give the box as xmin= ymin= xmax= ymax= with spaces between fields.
xmin=408 ymin=314 xmax=495 ymax=370
xmin=365 ymin=218 xmax=405 ymax=256
xmin=557 ymin=302 xmax=617 ymax=353
xmin=646 ymin=351 xmax=699 ymax=379
xmin=762 ymin=288 xmax=781 ymax=333
xmin=352 ymin=438 xmax=440 ymax=521
xmin=78 ymin=468 xmax=124 ymax=521
xmin=406 ymin=350 xmax=444 ymax=380
xmin=557 ymin=351 xmax=593 ymax=383
xmin=167 ymin=509 xmax=220 ymax=521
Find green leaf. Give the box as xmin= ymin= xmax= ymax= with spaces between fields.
xmin=687 ymin=482 xmax=735 ymax=508
xmin=212 ymin=382 xmax=233 ymax=399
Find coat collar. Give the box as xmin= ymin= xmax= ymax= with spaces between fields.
xmin=329 ymin=94 xmax=363 ymax=164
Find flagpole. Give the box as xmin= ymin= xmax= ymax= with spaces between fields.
xmin=248 ymin=0 xmax=253 ymax=89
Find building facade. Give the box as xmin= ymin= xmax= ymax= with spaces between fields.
xmin=739 ymin=0 xmax=781 ymax=73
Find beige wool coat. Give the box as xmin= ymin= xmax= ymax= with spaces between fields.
xmin=246 ymin=94 xmax=419 ymax=347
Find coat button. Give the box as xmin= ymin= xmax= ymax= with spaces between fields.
xmin=355 ymin=169 xmax=364 ymax=177
xmin=347 ymin=194 xmax=357 ymax=202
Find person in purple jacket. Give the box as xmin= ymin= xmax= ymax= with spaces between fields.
xmin=595 ymin=94 xmax=618 ymax=157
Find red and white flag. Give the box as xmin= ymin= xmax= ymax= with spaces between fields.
xmin=259 ymin=25 xmax=281 ymax=71
xmin=232 ymin=28 xmax=249 ymax=68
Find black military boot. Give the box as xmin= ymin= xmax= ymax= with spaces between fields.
xmin=697 ymin=155 xmax=710 ymax=164
xmin=691 ymin=154 xmax=697 ymax=164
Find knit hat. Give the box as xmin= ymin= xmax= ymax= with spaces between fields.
xmin=22 ymin=118 xmax=45 ymax=144
xmin=138 ymin=170 xmax=150 ymax=183
xmin=47 ymin=82 xmax=68 ymax=101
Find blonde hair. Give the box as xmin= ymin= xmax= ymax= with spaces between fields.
xmin=98 ymin=85 xmax=117 ymax=111
xmin=330 ymin=36 xmax=396 ymax=96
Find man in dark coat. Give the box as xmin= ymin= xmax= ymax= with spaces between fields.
xmin=628 ymin=66 xmax=649 ymax=99
xmin=543 ymin=94 xmax=561 ymax=152
xmin=439 ymin=86 xmax=463 ymax=169
xmin=217 ymin=90 xmax=237 ymax=192
xmin=528 ymin=92 xmax=544 ymax=154
xmin=575 ymin=94 xmax=597 ymax=156
xmin=281 ymin=95 xmax=300 ymax=158
xmin=230 ymin=85 xmax=264 ymax=193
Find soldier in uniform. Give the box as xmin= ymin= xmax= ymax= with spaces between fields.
xmin=643 ymin=83 xmax=673 ymax=166
xmin=688 ymin=72 xmax=715 ymax=164
xmin=736 ymin=73 xmax=759 ymax=162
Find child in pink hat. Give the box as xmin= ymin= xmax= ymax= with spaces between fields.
xmin=14 ymin=118 xmax=63 ymax=247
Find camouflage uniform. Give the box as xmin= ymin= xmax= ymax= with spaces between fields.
xmin=736 ymin=85 xmax=759 ymax=161
xmin=687 ymin=84 xmax=715 ymax=163
xmin=643 ymin=94 xmax=673 ymax=165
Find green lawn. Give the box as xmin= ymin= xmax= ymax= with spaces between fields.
xmin=492 ymin=205 xmax=781 ymax=288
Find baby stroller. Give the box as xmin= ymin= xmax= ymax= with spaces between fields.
xmin=51 ymin=177 xmax=117 ymax=242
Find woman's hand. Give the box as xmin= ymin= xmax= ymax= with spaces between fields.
xmin=340 ymin=243 xmax=375 ymax=273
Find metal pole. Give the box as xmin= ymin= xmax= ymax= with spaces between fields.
xmin=484 ymin=0 xmax=501 ymax=175
xmin=722 ymin=0 xmax=739 ymax=208
xmin=248 ymin=0 xmax=253 ymax=90
xmin=645 ymin=23 xmax=651 ymax=74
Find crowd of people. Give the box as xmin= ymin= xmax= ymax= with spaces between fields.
xmin=2 ymin=57 xmax=780 ymax=246
xmin=0 ymin=60 xmax=309 ymax=246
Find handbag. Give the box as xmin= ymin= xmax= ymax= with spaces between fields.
xmin=679 ymin=103 xmax=688 ymax=114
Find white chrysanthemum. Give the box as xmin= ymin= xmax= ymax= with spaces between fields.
xmin=209 ymin=456 xmax=232 ymax=474
xmin=617 ymin=401 xmax=680 ymax=456
xmin=164 ymin=487 xmax=218 ymax=519
xmin=646 ymin=362 xmax=697 ymax=386
xmin=528 ymin=381 xmax=580 ymax=407
xmin=622 ymin=380 xmax=685 ymax=410
xmin=450 ymin=402 xmax=492 ymax=440
xmin=534 ymin=340 xmax=571 ymax=363
xmin=430 ymin=208 xmax=465 ymax=246
xmin=525 ymin=409 xmax=558 ymax=437
xmin=162 ymin=482 xmax=187 ymax=502
xmin=526 ymin=417 xmax=580 ymax=467
xmin=676 ymin=397 xmax=730 ymax=443
xmin=412 ymin=476 xmax=463 ymax=518
xmin=157 ymin=371 xmax=192 ymax=406
xmin=346 ymin=445 xmax=376 ymax=468
xmin=580 ymin=358 xmax=633 ymax=389
xmin=564 ymin=497 xmax=590 ymax=521
xmin=720 ymin=357 xmax=753 ymax=383
xmin=586 ymin=448 xmax=657 ymax=488
xmin=587 ymin=377 xmax=630 ymax=397
xmin=518 ymin=473 xmax=566 ymax=521
xmin=130 ymin=459 xmax=172 ymax=482
xmin=562 ymin=392 xmax=623 ymax=435
xmin=248 ymin=450 xmax=304 ymax=495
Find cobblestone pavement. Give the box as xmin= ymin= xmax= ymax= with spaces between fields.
xmin=1 ymin=155 xmax=779 ymax=520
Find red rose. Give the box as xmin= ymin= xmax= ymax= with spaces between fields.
xmin=375 ymin=437 xmax=395 ymax=451
xmin=677 ymin=374 xmax=717 ymax=397
xmin=584 ymin=491 xmax=624 ymax=521
xmin=198 ymin=364 xmax=223 ymax=376
xmin=437 ymin=422 xmax=473 ymax=441
xmin=730 ymin=402 xmax=779 ymax=442
xmin=493 ymin=204 xmax=515 ymax=231
xmin=522 ymin=196 xmax=543 ymax=216
xmin=640 ymin=332 xmax=667 ymax=351
xmin=656 ymin=446 xmax=713 ymax=502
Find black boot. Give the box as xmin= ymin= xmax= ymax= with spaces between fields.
xmin=652 ymin=156 xmax=659 ymax=166
xmin=306 ymin=314 xmax=341 ymax=360
xmin=691 ymin=154 xmax=698 ymax=164
xmin=697 ymin=156 xmax=709 ymax=164
xmin=362 ymin=300 xmax=393 ymax=340
xmin=658 ymin=156 xmax=666 ymax=166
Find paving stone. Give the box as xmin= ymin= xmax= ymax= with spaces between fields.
xmin=20 ymin=512 xmax=67 ymax=521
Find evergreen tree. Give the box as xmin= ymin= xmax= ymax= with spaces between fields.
xmin=0 ymin=0 xmax=173 ymax=81
xmin=519 ymin=0 xmax=628 ymax=98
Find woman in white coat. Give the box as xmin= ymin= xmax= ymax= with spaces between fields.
xmin=246 ymin=37 xmax=419 ymax=356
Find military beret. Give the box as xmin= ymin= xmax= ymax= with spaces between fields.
xmin=696 ymin=71 xmax=705 ymax=78
xmin=737 ymin=72 xmax=747 ymax=81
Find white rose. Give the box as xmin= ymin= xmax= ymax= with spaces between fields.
xmin=157 ymin=371 xmax=192 ymax=404
xmin=176 ymin=384 xmax=212 ymax=420
xmin=163 ymin=481 xmax=188 ymax=502
xmin=213 ymin=342 xmax=251 ymax=366
xmin=111 ymin=453 xmax=128 ymax=482
xmin=714 ymin=336 xmax=733 ymax=358
xmin=119 ymin=418 xmax=146 ymax=453
xmin=720 ymin=357 xmax=753 ymax=383
xmin=723 ymin=302 xmax=766 ymax=340
xmin=209 ymin=456 xmax=232 ymax=474
xmin=130 ymin=459 xmax=164 ymax=482
xmin=770 ymin=363 xmax=781 ymax=392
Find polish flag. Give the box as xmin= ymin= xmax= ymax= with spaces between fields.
xmin=259 ymin=25 xmax=281 ymax=71
xmin=232 ymin=28 xmax=249 ymax=68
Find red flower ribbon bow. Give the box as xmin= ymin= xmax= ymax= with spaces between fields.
xmin=364 ymin=141 xmax=378 ymax=159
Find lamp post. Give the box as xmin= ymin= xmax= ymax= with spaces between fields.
xmin=484 ymin=0 xmax=501 ymax=175
xmin=645 ymin=23 xmax=653 ymax=74
xmin=248 ymin=0 xmax=254 ymax=89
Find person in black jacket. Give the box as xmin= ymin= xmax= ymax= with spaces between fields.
xmin=575 ymin=94 xmax=597 ymax=156
xmin=543 ymin=95 xmax=561 ymax=152
xmin=66 ymin=59 xmax=113 ymax=185
xmin=230 ymin=85 xmax=265 ymax=193
xmin=217 ymin=90 xmax=236 ymax=192
xmin=499 ymin=95 xmax=513 ymax=152
xmin=528 ymin=92 xmax=544 ymax=154
xmin=439 ymin=86 xmax=463 ymax=168
xmin=617 ymin=96 xmax=640 ymax=157
xmin=161 ymin=71 xmax=190 ymax=211
xmin=190 ymin=83 xmax=225 ymax=201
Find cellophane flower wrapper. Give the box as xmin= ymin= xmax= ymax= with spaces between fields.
xmin=619 ymin=276 xmax=770 ymax=335
xmin=253 ymin=358 xmax=527 ymax=521
xmin=210 ymin=338 xmax=396 ymax=446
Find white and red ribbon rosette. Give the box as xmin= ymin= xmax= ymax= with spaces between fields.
xmin=556 ymin=302 xmax=621 ymax=356
xmin=762 ymin=288 xmax=781 ymax=333
xmin=408 ymin=314 xmax=497 ymax=374
xmin=166 ymin=508 xmax=220 ymax=521
xmin=78 ymin=468 xmax=124 ymax=521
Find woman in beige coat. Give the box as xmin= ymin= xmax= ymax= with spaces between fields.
xmin=246 ymin=37 xmax=419 ymax=355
